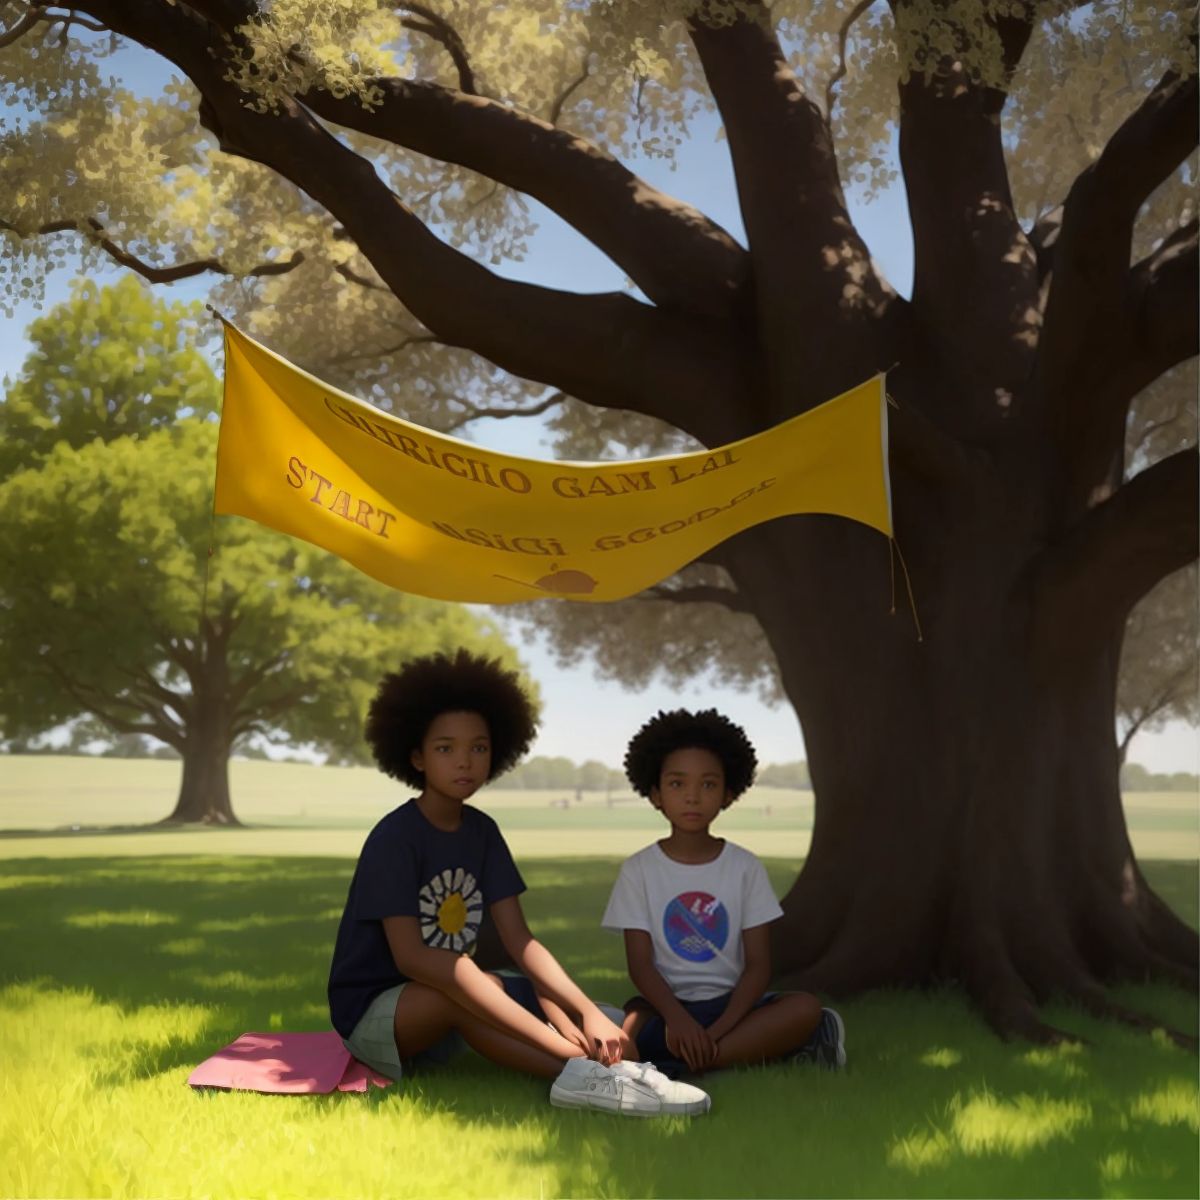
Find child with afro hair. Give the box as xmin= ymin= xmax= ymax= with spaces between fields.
xmin=328 ymin=650 xmax=711 ymax=1116
xmin=603 ymin=708 xmax=846 ymax=1075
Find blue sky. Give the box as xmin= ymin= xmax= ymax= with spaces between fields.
xmin=2 ymin=35 xmax=1195 ymax=774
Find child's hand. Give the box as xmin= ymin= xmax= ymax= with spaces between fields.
xmin=581 ymin=1010 xmax=628 ymax=1065
xmin=665 ymin=1015 xmax=718 ymax=1071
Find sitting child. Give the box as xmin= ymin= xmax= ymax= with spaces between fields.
xmin=327 ymin=650 xmax=711 ymax=1116
xmin=602 ymin=708 xmax=846 ymax=1074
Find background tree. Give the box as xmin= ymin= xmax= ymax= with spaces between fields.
xmin=0 ymin=1 xmax=1195 ymax=1039
xmin=0 ymin=422 xmax=523 ymax=822
xmin=578 ymin=759 xmax=610 ymax=794
xmin=758 ymin=761 xmax=812 ymax=790
xmin=0 ymin=278 xmax=528 ymax=821
xmin=1117 ymin=565 xmax=1199 ymax=764
xmin=0 ymin=275 xmax=219 ymax=477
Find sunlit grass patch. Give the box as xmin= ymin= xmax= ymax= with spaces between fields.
xmin=918 ymin=1047 xmax=962 ymax=1068
xmin=65 ymin=909 xmax=179 ymax=928
xmin=1 ymin=855 xmax=1196 ymax=1199
xmin=951 ymin=1090 xmax=1091 ymax=1154
xmin=1130 ymin=1081 xmax=1200 ymax=1130
xmin=1021 ymin=1041 xmax=1087 ymax=1080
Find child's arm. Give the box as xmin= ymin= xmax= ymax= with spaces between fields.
xmin=490 ymin=895 xmax=630 ymax=1064
xmin=703 ymin=922 xmax=772 ymax=1045
xmin=624 ymin=929 xmax=718 ymax=1071
xmin=382 ymin=915 xmax=581 ymax=1056
xmin=530 ymin=992 xmax=590 ymax=1056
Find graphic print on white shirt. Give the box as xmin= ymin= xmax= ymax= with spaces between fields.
xmin=663 ymin=891 xmax=730 ymax=961
xmin=602 ymin=841 xmax=783 ymax=1000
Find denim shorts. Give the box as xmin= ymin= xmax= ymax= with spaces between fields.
xmin=630 ymin=990 xmax=778 ymax=1069
xmin=343 ymin=970 xmax=544 ymax=1081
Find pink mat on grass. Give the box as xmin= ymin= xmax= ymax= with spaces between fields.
xmin=187 ymin=1031 xmax=392 ymax=1094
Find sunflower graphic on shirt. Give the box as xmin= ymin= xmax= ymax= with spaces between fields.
xmin=419 ymin=867 xmax=483 ymax=951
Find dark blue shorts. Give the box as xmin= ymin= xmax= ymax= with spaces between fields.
xmin=497 ymin=970 xmax=544 ymax=1017
xmin=631 ymin=991 xmax=777 ymax=1068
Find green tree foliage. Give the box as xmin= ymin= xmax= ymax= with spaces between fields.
xmin=578 ymin=759 xmax=610 ymax=793
xmin=0 ymin=279 xmax=528 ymax=820
xmin=1120 ymin=762 xmax=1200 ymax=794
xmin=0 ymin=421 xmax=521 ymax=811
xmin=0 ymin=421 xmax=522 ymax=820
xmin=1117 ymin=564 xmax=1199 ymax=763
xmin=756 ymin=760 xmax=810 ymax=789
xmin=0 ymin=275 xmax=219 ymax=479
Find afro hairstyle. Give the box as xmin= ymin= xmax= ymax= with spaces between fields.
xmin=623 ymin=708 xmax=757 ymax=802
xmin=365 ymin=649 xmax=538 ymax=789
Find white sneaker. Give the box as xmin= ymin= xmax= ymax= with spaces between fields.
xmin=550 ymin=1057 xmax=708 ymax=1117
xmin=610 ymin=1059 xmax=712 ymax=1115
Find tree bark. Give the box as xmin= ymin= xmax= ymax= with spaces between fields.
xmin=734 ymin=462 xmax=1199 ymax=1043
xmin=162 ymin=622 xmax=239 ymax=825
xmin=166 ymin=726 xmax=237 ymax=825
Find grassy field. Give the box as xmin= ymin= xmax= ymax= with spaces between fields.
xmin=2 ymin=755 xmax=1198 ymax=861
xmin=0 ymin=853 xmax=1196 ymax=1199
xmin=1 ymin=756 xmax=1197 ymax=1198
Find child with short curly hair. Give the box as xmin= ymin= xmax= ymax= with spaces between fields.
xmin=327 ymin=650 xmax=711 ymax=1116
xmin=603 ymin=708 xmax=846 ymax=1074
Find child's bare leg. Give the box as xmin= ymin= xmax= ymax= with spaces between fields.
xmin=711 ymin=993 xmax=821 ymax=1068
xmin=622 ymin=1007 xmax=652 ymax=1045
xmin=392 ymin=979 xmax=584 ymax=1079
xmin=454 ymin=1013 xmax=572 ymax=1078
xmin=618 ymin=997 xmax=655 ymax=1055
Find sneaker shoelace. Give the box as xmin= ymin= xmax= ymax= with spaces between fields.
xmin=586 ymin=1066 xmax=659 ymax=1110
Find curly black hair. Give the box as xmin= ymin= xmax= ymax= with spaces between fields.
xmin=365 ymin=649 xmax=538 ymax=788
xmin=623 ymin=708 xmax=757 ymax=802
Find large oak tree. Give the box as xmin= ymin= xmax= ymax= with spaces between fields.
xmin=0 ymin=278 xmax=528 ymax=824
xmin=1 ymin=0 xmax=1195 ymax=1040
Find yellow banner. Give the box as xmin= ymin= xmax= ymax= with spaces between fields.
xmin=214 ymin=323 xmax=892 ymax=604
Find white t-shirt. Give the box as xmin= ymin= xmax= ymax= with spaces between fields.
xmin=601 ymin=840 xmax=784 ymax=1000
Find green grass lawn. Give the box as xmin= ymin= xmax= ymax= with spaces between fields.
xmin=3 ymin=755 xmax=1198 ymax=861
xmin=1 ymin=853 xmax=1196 ymax=1199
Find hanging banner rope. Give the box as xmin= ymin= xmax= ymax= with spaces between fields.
xmin=213 ymin=321 xmax=892 ymax=604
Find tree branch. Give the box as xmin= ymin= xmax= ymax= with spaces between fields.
xmin=64 ymin=0 xmax=750 ymax=438
xmin=892 ymin=0 xmax=1039 ymax=405
xmin=1034 ymin=447 xmax=1200 ymax=657
xmin=116 ymin=666 xmax=193 ymax=724
xmin=549 ymin=60 xmax=591 ymax=126
xmin=331 ymin=259 xmax=389 ymax=292
xmin=398 ymin=4 xmax=478 ymax=96
xmin=1050 ymin=218 xmax=1198 ymax=513
xmin=644 ymin=583 xmax=753 ymax=614
xmin=0 ymin=216 xmax=305 ymax=284
xmin=1119 ymin=660 xmax=1197 ymax=762
xmin=442 ymin=390 xmax=567 ymax=432
xmin=298 ymin=77 xmax=747 ymax=322
xmin=688 ymin=0 xmax=894 ymax=414
xmin=825 ymin=0 xmax=878 ymax=117
xmin=325 ymin=332 xmax=441 ymax=366
xmin=41 ymin=658 xmax=186 ymax=750
xmin=232 ymin=686 xmax=308 ymax=728
xmin=1131 ymin=218 xmax=1198 ymax=386
xmin=1037 ymin=51 xmax=1198 ymax=509
xmin=0 ymin=7 xmax=42 ymax=47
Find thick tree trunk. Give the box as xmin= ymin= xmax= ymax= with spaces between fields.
xmin=744 ymin=503 xmax=1199 ymax=1043
xmin=162 ymin=643 xmax=239 ymax=826
xmin=166 ymin=734 xmax=237 ymax=825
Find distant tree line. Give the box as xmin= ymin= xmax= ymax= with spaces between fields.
xmin=8 ymin=733 xmax=1192 ymax=798
xmin=1119 ymin=763 xmax=1200 ymax=793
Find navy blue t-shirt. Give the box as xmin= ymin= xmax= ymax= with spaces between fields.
xmin=327 ymin=799 xmax=525 ymax=1038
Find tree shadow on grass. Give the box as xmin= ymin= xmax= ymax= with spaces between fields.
xmin=3 ymin=855 xmax=1196 ymax=1198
